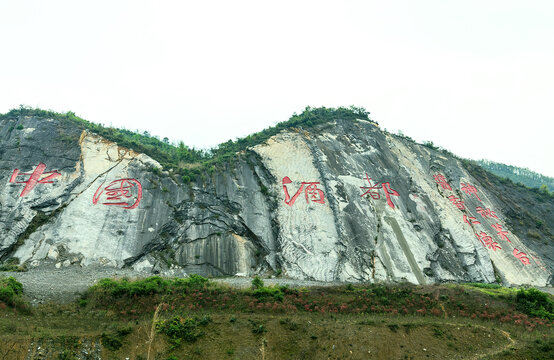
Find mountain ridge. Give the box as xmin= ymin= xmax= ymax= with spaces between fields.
xmin=0 ymin=107 xmax=552 ymax=287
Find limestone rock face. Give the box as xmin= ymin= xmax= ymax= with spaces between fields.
xmin=0 ymin=115 xmax=552 ymax=286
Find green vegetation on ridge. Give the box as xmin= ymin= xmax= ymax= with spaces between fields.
xmin=0 ymin=105 xmax=371 ymax=183
xmin=477 ymin=159 xmax=554 ymax=192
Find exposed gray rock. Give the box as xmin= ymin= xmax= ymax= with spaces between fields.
xmin=0 ymin=115 xmax=552 ymax=287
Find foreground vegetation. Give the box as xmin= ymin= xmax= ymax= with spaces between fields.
xmin=1 ymin=275 xmax=553 ymax=359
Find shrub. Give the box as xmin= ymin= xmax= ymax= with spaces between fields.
xmin=157 ymin=315 xmax=209 ymax=346
xmin=466 ymin=283 xmax=502 ymax=289
xmin=251 ymin=276 xmax=264 ymax=289
xmin=101 ymin=332 xmax=122 ymax=351
xmin=0 ymin=277 xmax=23 ymax=306
xmin=515 ymin=288 xmax=554 ymax=320
xmin=91 ymin=274 xmax=211 ymax=297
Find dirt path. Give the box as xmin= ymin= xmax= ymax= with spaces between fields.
xmin=2 ymin=265 xmax=345 ymax=305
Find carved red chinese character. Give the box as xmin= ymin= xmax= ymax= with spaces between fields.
xmin=93 ymin=179 xmax=143 ymax=209
xmin=461 ymin=183 xmax=481 ymax=201
xmin=360 ymin=174 xmax=399 ymax=209
xmin=8 ymin=162 xmax=61 ymax=197
xmin=381 ymin=182 xmax=400 ymax=209
xmin=476 ymin=231 xmax=501 ymax=251
xmin=491 ymin=223 xmax=510 ymax=242
xmin=531 ymin=255 xmax=547 ymax=271
xmin=463 ymin=214 xmax=480 ymax=225
xmin=476 ymin=206 xmax=498 ymax=219
xmin=282 ymin=176 xmax=325 ymax=206
xmin=360 ymin=174 xmax=381 ymax=200
xmin=448 ymin=195 xmax=465 ymax=210
xmin=433 ymin=173 xmax=452 ymax=190
xmin=513 ymin=249 xmax=530 ymax=265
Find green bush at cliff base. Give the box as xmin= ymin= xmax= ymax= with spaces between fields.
xmin=91 ymin=274 xmax=211 ymax=297
xmin=515 ymin=288 xmax=554 ymax=320
xmin=0 ymin=276 xmax=23 ymax=306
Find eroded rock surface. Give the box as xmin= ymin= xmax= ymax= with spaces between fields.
xmin=0 ymin=115 xmax=552 ymax=287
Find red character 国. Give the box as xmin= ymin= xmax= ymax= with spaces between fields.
xmin=491 ymin=223 xmax=510 ymax=242
xmin=476 ymin=231 xmax=501 ymax=251
xmin=433 ymin=173 xmax=452 ymax=190
xmin=513 ymin=249 xmax=530 ymax=265
xmin=448 ymin=195 xmax=465 ymax=210
xmin=461 ymin=183 xmax=482 ymax=201
xmin=282 ymin=176 xmax=325 ymax=206
xmin=93 ymin=179 xmax=143 ymax=209
xmin=9 ymin=162 xmax=61 ymax=197
xmin=463 ymin=214 xmax=480 ymax=225
xmin=476 ymin=206 xmax=498 ymax=219
xmin=360 ymin=174 xmax=399 ymax=209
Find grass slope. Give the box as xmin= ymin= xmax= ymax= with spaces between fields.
xmin=0 ymin=276 xmax=552 ymax=359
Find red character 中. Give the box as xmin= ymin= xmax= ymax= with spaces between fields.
xmin=491 ymin=223 xmax=510 ymax=242
xmin=282 ymin=176 xmax=325 ymax=206
xmin=476 ymin=231 xmax=501 ymax=251
xmin=461 ymin=183 xmax=482 ymax=201
xmin=93 ymin=179 xmax=143 ymax=209
xmin=433 ymin=173 xmax=452 ymax=190
xmin=476 ymin=206 xmax=498 ymax=219
xmin=9 ymin=163 xmax=61 ymax=197
xmin=513 ymin=249 xmax=530 ymax=265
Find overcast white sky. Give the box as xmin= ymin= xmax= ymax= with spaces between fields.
xmin=1 ymin=1 xmax=553 ymax=177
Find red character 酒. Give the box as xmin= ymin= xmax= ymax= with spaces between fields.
xmin=492 ymin=223 xmax=510 ymax=242
xmin=463 ymin=214 xmax=480 ymax=225
xmin=93 ymin=178 xmax=143 ymax=209
xmin=448 ymin=195 xmax=465 ymax=210
xmin=513 ymin=249 xmax=530 ymax=265
xmin=461 ymin=183 xmax=482 ymax=201
xmin=476 ymin=231 xmax=501 ymax=251
xmin=282 ymin=176 xmax=325 ymax=206
xmin=9 ymin=163 xmax=61 ymax=197
xmin=476 ymin=206 xmax=498 ymax=219
xmin=433 ymin=173 xmax=452 ymax=190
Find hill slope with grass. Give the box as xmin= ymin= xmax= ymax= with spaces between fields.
xmin=0 ymin=275 xmax=553 ymax=359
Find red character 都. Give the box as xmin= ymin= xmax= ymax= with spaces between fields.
xmin=513 ymin=249 xmax=530 ymax=265
xmin=476 ymin=231 xmax=501 ymax=251
xmin=476 ymin=206 xmax=498 ymax=219
xmin=93 ymin=179 xmax=143 ymax=209
xmin=282 ymin=176 xmax=325 ymax=206
xmin=448 ymin=195 xmax=465 ymax=210
xmin=381 ymin=182 xmax=400 ymax=209
xmin=461 ymin=183 xmax=481 ymax=201
xmin=360 ymin=174 xmax=381 ymax=200
xmin=491 ymin=223 xmax=510 ymax=242
xmin=433 ymin=173 xmax=452 ymax=190
xmin=360 ymin=174 xmax=399 ymax=209
xmin=9 ymin=162 xmax=61 ymax=197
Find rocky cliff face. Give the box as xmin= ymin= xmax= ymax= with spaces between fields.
xmin=1 ymin=115 xmax=552 ymax=287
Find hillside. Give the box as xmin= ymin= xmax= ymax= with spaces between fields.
xmin=477 ymin=159 xmax=554 ymax=191
xmin=0 ymin=106 xmax=552 ymax=288
xmin=0 ymin=275 xmax=553 ymax=359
